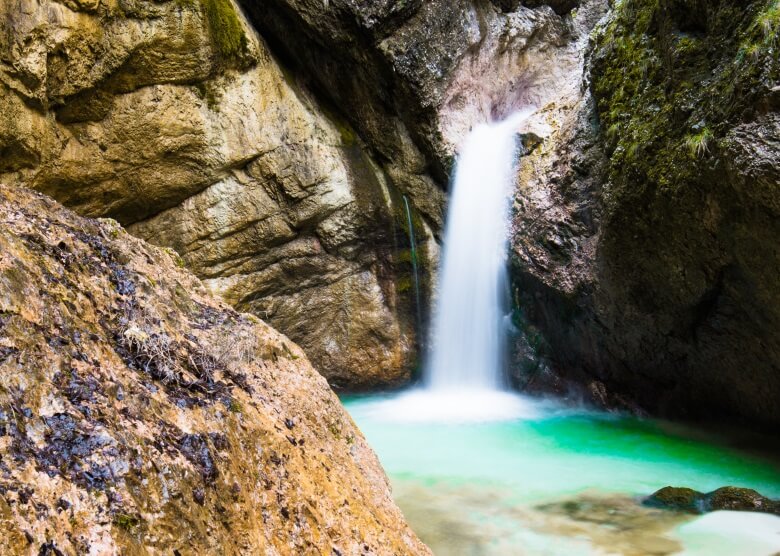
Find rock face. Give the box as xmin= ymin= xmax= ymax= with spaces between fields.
xmin=235 ymin=0 xmax=609 ymax=383
xmin=509 ymin=0 xmax=780 ymax=428
xmin=0 ymin=0 xmax=610 ymax=389
xmin=0 ymin=184 xmax=428 ymax=554
xmin=239 ymin=0 xmax=599 ymax=182
xmin=0 ymin=0 xmax=433 ymax=388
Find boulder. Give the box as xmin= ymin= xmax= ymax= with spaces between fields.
xmin=0 ymin=184 xmax=429 ymax=554
xmin=644 ymin=486 xmax=780 ymax=516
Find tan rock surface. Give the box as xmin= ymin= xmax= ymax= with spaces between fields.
xmin=0 ymin=184 xmax=429 ymax=555
xmin=0 ymin=0 xmax=431 ymax=388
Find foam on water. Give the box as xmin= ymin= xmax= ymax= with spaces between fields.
xmin=350 ymin=388 xmax=542 ymax=424
xmin=675 ymin=511 xmax=780 ymax=555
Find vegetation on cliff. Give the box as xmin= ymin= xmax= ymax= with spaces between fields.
xmin=592 ymin=0 xmax=779 ymax=209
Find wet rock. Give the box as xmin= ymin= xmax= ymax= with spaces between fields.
xmin=644 ymin=486 xmax=780 ymax=516
xmin=705 ymin=487 xmax=780 ymax=515
xmin=643 ymin=487 xmax=704 ymax=514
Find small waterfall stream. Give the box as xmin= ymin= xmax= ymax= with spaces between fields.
xmin=402 ymin=195 xmax=423 ymax=349
xmin=359 ymin=113 xmax=537 ymax=423
xmin=425 ymin=116 xmax=522 ymax=391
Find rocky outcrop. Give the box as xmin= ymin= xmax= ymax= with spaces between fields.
xmin=239 ymin=0 xmax=601 ymax=182
xmin=0 ymin=0 xmax=433 ymax=388
xmin=0 ymin=184 xmax=429 ymax=554
xmin=509 ymin=0 xmax=780 ymax=428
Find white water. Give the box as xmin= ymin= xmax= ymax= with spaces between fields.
xmin=425 ymin=114 xmax=523 ymax=391
xmin=363 ymin=113 xmax=538 ymax=423
xmin=343 ymin=113 xmax=780 ymax=554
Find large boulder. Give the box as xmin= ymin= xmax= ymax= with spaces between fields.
xmin=509 ymin=0 xmax=780 ymax=428
xmin=0 ymin=184 xmax=428 ymax=554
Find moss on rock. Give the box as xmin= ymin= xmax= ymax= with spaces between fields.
xmin=201 ymin=0 xmax=250 ymax=65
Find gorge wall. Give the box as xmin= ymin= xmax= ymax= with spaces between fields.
xmin=0 ymin=0 xmax=436 ymax=389
xmin=510 ymin=0 xmax=780 ymax=429
xmin=2 ymin=0 xmax=778 ymax=428
xmin=0 ymin=0 xmax=599 ymax=389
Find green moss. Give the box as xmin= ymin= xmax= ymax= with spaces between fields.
xmin=228 ymin=399 xmax=243 ymax=413
xmin=396 ymin=275 xmax=413 ymax=294
xmin=591 ymin=0 xmax=778 ymax=211
xmin=756 ymin=0 xmax=780 ymax=41
xmin=337 ymin=122 xmax=357 ymax=147
xmin=202 ymin=0 xmax=248 ymax=63
xmin=194 ymin=81 xmax=221 ymax=110
xmin=162 ymin=247 xmax=186 ymax=268
xmin=113 ymin=513 xmax=141 ymax=530
xmin=281 ymin=342 xmax=300 ymax=360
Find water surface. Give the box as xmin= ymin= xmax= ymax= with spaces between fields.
xmin=344 ymin=393 xmax=780 ymax=555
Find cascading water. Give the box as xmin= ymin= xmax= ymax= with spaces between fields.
xmin=344 ymin=118 xmax=780 ymax=556
xmin=361 ymin=112 xmax=538 ymax=423
xmin=424 ymin=115 xmax=523 ymax=391
xmin=344 ymin=114 xmax=780 ymax=554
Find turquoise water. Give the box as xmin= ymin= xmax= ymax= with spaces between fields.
xmin=344 ymin=393 xmax=780 ymax=555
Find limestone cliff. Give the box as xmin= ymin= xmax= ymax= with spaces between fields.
xmin=240 ymin=0 xmax=599 ymax=185
xmin=0 ymin=0 xmax=607 ymax=389
xmin=0 ymin=184 xmax=428 ymax=555
xmin=0 ymin=0 xmax=433 ymax=388
xmin=509 ymin=0 xmax=780 ymax=429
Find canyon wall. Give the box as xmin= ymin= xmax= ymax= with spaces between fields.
xmin=0 ymin=0 xmax=436 ymax=388
xmin=510 ymin=0 xmax=780 ymax=429
xmin=0 ymin=0 xmax=594 ymax=388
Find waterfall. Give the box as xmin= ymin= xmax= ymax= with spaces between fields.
xmin=357 ymin=112 xmax=538 ymax=423
xmin=424 ymin=115 xmax=523 ymax=392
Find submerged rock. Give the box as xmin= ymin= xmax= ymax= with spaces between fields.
xmin=0 ymin=185 xmax=429 ymax=554
xmin=536 ymin=493 xmax=689 ymax=555
xmin=644 ymin=486 xmax=780 ymax=516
